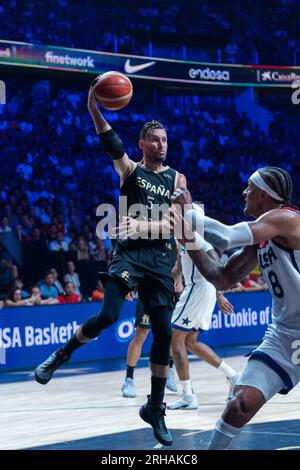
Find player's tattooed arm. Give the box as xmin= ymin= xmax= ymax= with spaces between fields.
xmin=187 ymin=245 xmax=258 ymax=291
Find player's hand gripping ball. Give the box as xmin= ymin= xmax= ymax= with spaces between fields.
xmin=91 ymin=71 xmax=133 ymax=110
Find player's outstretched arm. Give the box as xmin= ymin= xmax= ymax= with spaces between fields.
xmin=170 ymin=188 xmax=300 ymax=250
xmin=166 ymin=207 xmax=258 ymax=291
xmin=87 ymin=87 xmax=135 ymax=184
xmin=187 ymin=244 xmax=258 ymax=291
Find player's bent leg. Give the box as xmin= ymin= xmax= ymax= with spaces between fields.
xmin=186 ymin=332 xmax=221 ymax=368
xmin=207 ymin=385 xmax=265 ymax=450
xmin=186 ymin=332 xmax=239 ymax=399
xmin=208 ymin=358 xmax=286 ymax=449
xmin=166 ymin=367 xmax=177 ymax=393
xmin=171 ymin=329 xmax=190 ymax=379
xmin=127 ymin=327 xmax=149 ymax=367
xmin=34 ymin=279 xmax=127 ymax=385
xmin=139 ymin=307 xmax=173 ymax=446
xmin=122 ymin=327 xmax=149 ymax=398
xmin=223 ymin=385 xmax=266 ymax=427
xmin=168 ymin=329 xmax=198 ymax=409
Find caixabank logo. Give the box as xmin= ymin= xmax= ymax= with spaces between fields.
xmin=0 ymin=80 xmax=6 ymax=104
xmin=257 ymin=69 xmax=300 ymax=83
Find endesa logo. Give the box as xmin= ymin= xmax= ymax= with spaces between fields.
xmin=189 ymin=67 xmax=230 ymax=81
xmin=115 ymin=318 xmax=135 ymax=342
xmin=257 ymin=70 xmax=300 ymax=83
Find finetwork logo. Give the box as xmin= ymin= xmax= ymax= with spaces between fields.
xmin=45 ymin=51 xmax=95 ymax=68
xmin=189 ymin=67 xmax=230 ymax=81
xmin=257 ymin=70 xmax=300 ymax=83
xmin=0 ymin=80 xmax=6 ymax=104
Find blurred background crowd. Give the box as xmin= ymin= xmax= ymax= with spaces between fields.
xmin=1 ymin=0 xmax=299 ymax=306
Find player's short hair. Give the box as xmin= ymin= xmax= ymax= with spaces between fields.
xmin=139 ymin=120 xmax=165 ymax=139
xmin=258 ymin=166 xmax=293 ymax=205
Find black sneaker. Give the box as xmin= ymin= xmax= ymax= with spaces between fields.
xmin=139 ymin=395 xmax=173 ymax=446
xmin=34 ymin=349 xmax=70 ymax=385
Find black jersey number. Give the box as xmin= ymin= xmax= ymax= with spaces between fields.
xmin=268 ymin=270 xmax=284 ymax=298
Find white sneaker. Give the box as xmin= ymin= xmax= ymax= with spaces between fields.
xmin=227 ymin=373 xmax=239 ymax=400
xmin=167 ymin=393 xmax=198 ymax=410
xmin=166 ymin=368 xmax=178 ymax=392
xmin=122 ymin=378 xmax=137 ymax=398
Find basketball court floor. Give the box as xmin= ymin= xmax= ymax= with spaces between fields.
xmin=1 ymin=344 xmax=300 ymax=451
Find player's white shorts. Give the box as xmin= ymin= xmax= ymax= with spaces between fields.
xmin=237 ymin=323 xmax=300 ymax=400
xmin=172 ymin=281 xmax=216 ymax=331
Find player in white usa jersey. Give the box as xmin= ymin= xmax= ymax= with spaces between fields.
xmin=169 ymin=166 xmax=300 ymax=450
xmin=168 ymin=239 xmax=238 ymax=410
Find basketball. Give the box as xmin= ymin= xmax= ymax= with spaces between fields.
xmin=92 ymin=71 xmax=133 ymax=110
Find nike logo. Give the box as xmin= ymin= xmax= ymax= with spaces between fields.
xmin=124 ymin=59 xmax=156 ymax=74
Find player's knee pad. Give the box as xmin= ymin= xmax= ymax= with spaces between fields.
xmin=150 ymin=329 xmax=172 ymax=365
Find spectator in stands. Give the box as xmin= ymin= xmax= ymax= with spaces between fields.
xmin=26 ymin=285 xmax=59 ymax=306
xmin=39 ymin=271 xmax=59 ymax=299
xmin=91 ymin=279 xmax=105 ymax=302
xmin=26 ymin=227 xmax=48 ymax=251
xmin=91 ymin=238 xmax=107 ymax=262
xmin=76 ymin=236 xmax=90 ymax=260
xmin=48 ymin=231 xmax=68 ymax=251
xmin=49 ymin=268 xmax=64 ymax=295
xmin=57 ymin=282 xmax=80 ymax=304
xmin=0 ymin=242 xmax=18 ymax=299
xmin=0 ymin=217 xmax=12 ymax=232
xmin=5 ymin=288 xmax=32 ymax=307
xmin=63 ymin=261 xmax=82 ymax=298
xmin=236 ymin=275 xmax=265 ymax=292
xmin=45 ymin=224 xmax=58 ymax=243
xmin=12 ymin=278 xmax=29 ymax=298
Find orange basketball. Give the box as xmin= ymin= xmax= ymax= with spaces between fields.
xmin=92 ymin=71 xmax=133 ymax=110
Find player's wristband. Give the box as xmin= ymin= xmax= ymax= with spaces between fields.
xmin=186 ymin=232 xmax=206 ymax=251
xmin=101 ymin=128 xmax=125 ymax=160
xmin=185 ymin=206 xmax=204 ymax=233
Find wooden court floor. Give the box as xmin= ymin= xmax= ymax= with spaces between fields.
xmin=1 ymin=353 xmax=300 ymax=450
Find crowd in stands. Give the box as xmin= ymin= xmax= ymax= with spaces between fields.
xmin=0 ymin=0 xmax=299 ymax=64
xmin=1 ymin=75 xmax=299 ymax=304
xmin=2 ymin=265 xmax=106 ymax=307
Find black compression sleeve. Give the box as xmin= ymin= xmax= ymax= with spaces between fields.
xmin=100 ymin=128 xmax=125 ymax=160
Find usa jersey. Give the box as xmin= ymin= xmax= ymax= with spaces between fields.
xmin=180 ymin=242 xmax=215 ymax=286
xmin=257 ymin=217 xmax=300 ymax=334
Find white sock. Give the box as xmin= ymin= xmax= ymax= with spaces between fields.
xmin=181 ymin=379 xmax=193 ymax=395
xmin=208 ymin=418 xmax=243 ymax=450
xmin=218 ymin=361 xmax=238 ymax=379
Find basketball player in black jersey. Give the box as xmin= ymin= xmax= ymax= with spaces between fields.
xmin=34 ymin=86 xmax=187 ymax=447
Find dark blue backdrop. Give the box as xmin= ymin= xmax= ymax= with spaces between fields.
xmin=0 ymin=292 xmax=272 ymax=371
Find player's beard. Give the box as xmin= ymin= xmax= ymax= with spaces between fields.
xmin=153 ymin=151 xmax=167 ymax=163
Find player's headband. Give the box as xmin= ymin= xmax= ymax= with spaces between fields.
xmin=250 ymin=170 xmax=284 ymax=202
